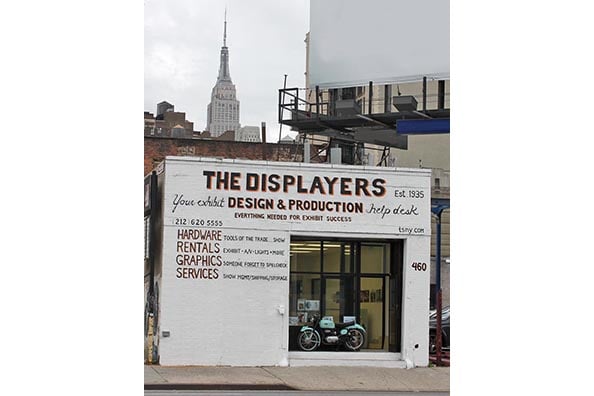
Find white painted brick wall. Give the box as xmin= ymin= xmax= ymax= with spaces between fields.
xmin=154 ymin=158 xmax=431 ymax=367
xmin=159 ymin=228 xmax=290 ymax=366
xmin=401 ymin=236 xmax=431 ymax=367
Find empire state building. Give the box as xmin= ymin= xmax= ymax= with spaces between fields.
xmin=206 ymin=13 xmax=240 ymax=137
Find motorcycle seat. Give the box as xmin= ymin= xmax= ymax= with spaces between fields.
xmin=335 ymin=320 xmax=355 ymax=329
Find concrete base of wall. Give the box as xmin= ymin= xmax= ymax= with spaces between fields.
xmin=289 ymin=351 xmax=406 ymax=368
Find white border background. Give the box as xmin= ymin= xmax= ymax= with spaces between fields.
xmin=2 ymin=1 xmax=592 ymax=395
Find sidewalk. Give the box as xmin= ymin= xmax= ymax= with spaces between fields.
xmin=145 ymin=364 xmax=450 ymax=392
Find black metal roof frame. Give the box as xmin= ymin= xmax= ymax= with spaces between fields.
xmin=278 ymin=86 xmax=449 ymax=149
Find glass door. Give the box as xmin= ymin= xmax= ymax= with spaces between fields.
xmin=359 ymin=277 xmax=386 ymax=349
xmin=359 ymin=243 xmax=390 ymax=351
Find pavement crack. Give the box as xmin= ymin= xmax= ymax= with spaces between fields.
xmin=260 ymin=367 xmax=287 ymax=386
xmin=151 ymin=366 xmax=169 ymax=383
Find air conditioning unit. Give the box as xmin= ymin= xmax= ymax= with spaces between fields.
xmin=335 ymin=99 xmax=361 ymax=117
xmin=393 ymin=95 xmax=418 ymax=111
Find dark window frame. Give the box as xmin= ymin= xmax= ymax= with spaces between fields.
xmin=289 ymin=237 xmax=403 ymax=351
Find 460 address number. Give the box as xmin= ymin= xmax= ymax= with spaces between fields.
xmin=412 ymin=262 xmax=427 ymax=271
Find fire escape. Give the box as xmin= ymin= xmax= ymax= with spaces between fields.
xmin=278 ymin=79 xmax=450 ymax=165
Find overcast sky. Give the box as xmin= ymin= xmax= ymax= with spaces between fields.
xmin=145 ymin=0 xmax=309 ymax=142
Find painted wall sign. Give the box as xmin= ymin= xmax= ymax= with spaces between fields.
xmin=163 ymin=159 xmax=430 ymax=236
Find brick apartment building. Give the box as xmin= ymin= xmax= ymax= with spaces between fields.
xmin=144 ymin=101 xmax=195 ymax=139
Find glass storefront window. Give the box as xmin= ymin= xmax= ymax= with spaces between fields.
xmin=343 ymin=243 xmax=352 ymax=273
xmin=289 ymin=238 xmax=400 ymax=352
xmin=324 ymin=277 xmax=342 ymax=322
xmin=323 ymin=242 xmax=341 ymax=273
xmin=289 ymin=273 xmax=321 ymax=323
xmin=361 ymin=244 xmax=388 ymax=274
xmin=290 ymin=241 xmax=321 ymax=272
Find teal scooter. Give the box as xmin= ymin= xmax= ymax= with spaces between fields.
xmin=298 ymin=314 xmax=366 ymax=351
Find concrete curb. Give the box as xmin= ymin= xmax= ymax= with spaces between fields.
xmin=145 ymin=365 xmax=450 ymax=392
xmin=144 ymin=383 xmax=297 ymax=391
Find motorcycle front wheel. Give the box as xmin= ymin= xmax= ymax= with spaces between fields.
xmin=345 ymin=328 xmax=365 ymax=351
xmin=298 ymin=329 xmax=321 ymax=351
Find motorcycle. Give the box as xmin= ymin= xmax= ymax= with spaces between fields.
xmin=297 ymin=314 xmax=366 ymax=352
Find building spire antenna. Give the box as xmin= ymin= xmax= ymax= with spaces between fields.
xmin=223 ymin=7 xmax=227 ymax=47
